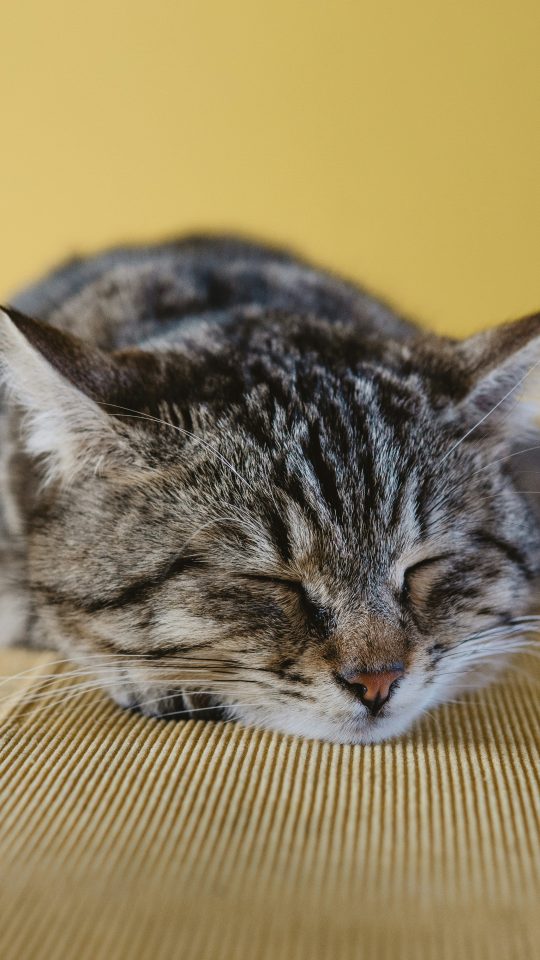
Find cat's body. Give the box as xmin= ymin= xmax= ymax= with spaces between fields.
xmin=1 ymin=236 xmax=539 ymax=742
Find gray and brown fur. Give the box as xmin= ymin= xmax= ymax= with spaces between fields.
xmin=1 ymin=235 xmax=539 ymax=743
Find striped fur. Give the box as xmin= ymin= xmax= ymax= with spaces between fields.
xmin=1 ymin=236 xmax=539 ymax=743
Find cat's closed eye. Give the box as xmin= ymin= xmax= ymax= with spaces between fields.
xmin=401 ymin=555 xmax=451 ymax=608
xmin=242 ymin=574 xmax=330 ymax=629
xmin=242 ymin=573 xmax=301 ymax=590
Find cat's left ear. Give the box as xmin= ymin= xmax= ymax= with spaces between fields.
xmin=0 ymin=306 xmax=145 ymax=483
xmin=454 ymin=311 xmax=540 ymax=440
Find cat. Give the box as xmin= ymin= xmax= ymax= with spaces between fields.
xmin=0 ymin=235 xmax=539 ymax=743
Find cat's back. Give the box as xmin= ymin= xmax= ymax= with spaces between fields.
xmin=11 ymin=235 xmax=415 ymax=351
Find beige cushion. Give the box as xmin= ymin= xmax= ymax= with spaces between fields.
xmin=0 ymin=648 xmax=538 ymax=960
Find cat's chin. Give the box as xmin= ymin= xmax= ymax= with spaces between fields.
xmin=106 ymin=672 xmax=493 ymax=745
xmin=108 ymin=684 xmax=418 ymax=743
xmin=228 ymin=702 xmax=425 ymax=746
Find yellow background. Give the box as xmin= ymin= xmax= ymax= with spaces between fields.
xmin=2 ymin=0 xmax=538 ymax=336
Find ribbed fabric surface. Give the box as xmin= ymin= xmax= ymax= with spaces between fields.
xmin=0 ymin=649 xmax=538 ymax=960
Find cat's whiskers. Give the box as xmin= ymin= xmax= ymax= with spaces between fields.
xmin=0 ymin=682 xmax=120 ymax=715
xmin=129 ymin=690 xmax=266 ymax=720
xmin=438 ymin=357 xmax=540 ymax=466
xmin=140 ymin=702 xmax=262 ymax=720
xmin=441 ymin=641 xmax=533 ymax=663
xmin=434 ymin=644 xmax=539 ymax=682
xmin=0 ymin=677 xmax=268 ymax=722
xmin=0 ymin=649 xmax=265 ymax=671
xmin=0 ymin=658 xmax=112 ymax=688
xmin=0 ymin=650 xmax=274 ymax=718
xmin=0 ymin=666 xmax=258 ymax=695
xmin=433 ymin=623 xmax=540 ymax=665
xmin=0 ymin=666 xmax=267 ymax=715
xmin=171 ymin=512 xmax=265 ymax=561
xmin=96 ymin=402 xmax=287 ymax=543
xmin=440 ymin=443 xmax=540 ymax=501
xmin=460 ymin=621 xmax=540 ymax=641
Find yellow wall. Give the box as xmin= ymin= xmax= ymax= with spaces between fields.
xmin=2 ymin=0 xmax=538 ymax=336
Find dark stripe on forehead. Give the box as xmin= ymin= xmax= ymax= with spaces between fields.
xmin=413 ymin=477 xmax=432 ymax=540
xmin=248 ymin=360 xmax=292 ymax=410
xmin=371 ymin=375 xmax=425 ymax=519
xmin=279 ymin=470 xmax=324 ymax=533
xmin=263 ymin=500 xmax=293 ymax=565
xmin=389 ymin=460 xmax=414 ymax=530
xmin=374 ymin=373 xmax=420 ymax=423
xmin=354 ymin=412 xmax=379 ymax=520
xmin=305 ymin=420 xmax=345 ymax=523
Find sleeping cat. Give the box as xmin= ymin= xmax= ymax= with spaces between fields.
xmin=1 ymin=235 xmax=539 ymax=743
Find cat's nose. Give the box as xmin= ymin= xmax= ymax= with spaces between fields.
xmin=338 ymin=665 xmax=404 ymax=717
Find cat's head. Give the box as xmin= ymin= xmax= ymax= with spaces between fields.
xmin=1 ymin=306 xmax=539 ymax=743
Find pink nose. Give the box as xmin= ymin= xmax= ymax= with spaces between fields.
xmin=339 ymin=666 xmax=404 ymax=716
xmin=350 ymin=669 xmax=404 ymax=702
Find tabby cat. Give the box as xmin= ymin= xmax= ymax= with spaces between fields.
xmin=1 ymin=236 xmax=538 ymax=743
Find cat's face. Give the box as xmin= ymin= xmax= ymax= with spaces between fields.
xmin=2 ymin=308 xmax=539 ymax=743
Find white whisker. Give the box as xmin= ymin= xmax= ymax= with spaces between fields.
xmin=99 ymin=403 xmax=256 ymax=494
xmin=439 ymin=356 xmax=540 ymax=465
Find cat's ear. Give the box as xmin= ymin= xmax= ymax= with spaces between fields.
xmin=0 ymin=306 xmax=142 ymax=484
xmin=453 ymin=311 xmax=540 ymax=440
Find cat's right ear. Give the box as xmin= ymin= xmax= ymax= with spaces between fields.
xmin=452 ymin=311 xmax=540 ymax=443
xmin=0 ymin=306 xmax=145 ymax=484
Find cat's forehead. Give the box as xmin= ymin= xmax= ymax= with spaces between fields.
xmin=150 ymin=360 xmax=488 ymax=575
xmin=200 ymin=458 xmax=430 ymax=584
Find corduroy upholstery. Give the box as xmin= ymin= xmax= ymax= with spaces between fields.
xmin=0 ymin=648 xmax=538 ymax=960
